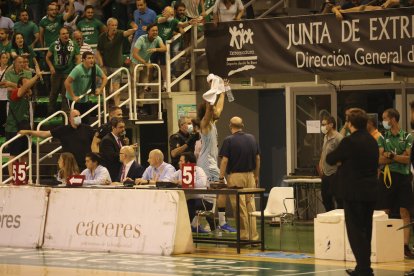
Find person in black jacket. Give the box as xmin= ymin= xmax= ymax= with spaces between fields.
xmin=99 ymin=117 xmax=126 ymax=181
xmin=326 ymin=108 xmax=379 ymax=276
xmin=118 ymin=146 xmax=144 ymax=182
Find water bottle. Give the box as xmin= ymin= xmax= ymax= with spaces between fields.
xmin=225 ymin=87 xmax=235 ymax=102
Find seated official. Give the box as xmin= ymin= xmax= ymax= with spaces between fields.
xmin=57 ymin=152 xmax=79 ymax=185
xmin=135 ymin=149 xmax=175 ymax=185
xmin=119 ymin=146 xmax=145 ymax=183
xmin=81 ymin=152 xmax=112 ymax=185
xmin=172 ymin=152 xmax=215 ymax=233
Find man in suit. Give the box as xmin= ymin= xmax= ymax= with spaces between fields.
xmin=99 ymin=117 xmax=126 ymax=181
xmin=119 ymin=145 xmax=144 ymax=182
xmin=326 ymin=108 xmax=379 ymax=276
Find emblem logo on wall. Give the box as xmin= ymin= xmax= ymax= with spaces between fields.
xmin=227 ymin=23 xmax=257 ymax=76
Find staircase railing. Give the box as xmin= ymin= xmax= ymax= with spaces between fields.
xmin=0 ymin=135 xmax=32 ymax=184
xmin=132 ymin=63 xmax=162 ymax=121
xmin=35 ymin=111 xmax=68 ymax=184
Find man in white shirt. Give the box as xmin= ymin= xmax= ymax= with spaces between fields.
xmin=81 ymin=152 xmax=111 ymax=185
xmin=119 ymin=146 xmax=144 ymax=182
xmin=135 ymin=149 xmax=175 ymax=185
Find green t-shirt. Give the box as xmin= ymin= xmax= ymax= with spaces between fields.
xmin=11 ymin=46 xmax=37 ymax=68
xmin=13 ymin=21 xmax=40 ymax=46
xmin=5 ymin=69 xmax=32 ymax=85
xmin=378 ymin=129 xmax=413 ymax=175
xmin=0 ymin=42 xmax=11 ymax=54
xmin=130 ymin=34 xmax=162 ymax=64
xmin=39 ymin=14 xmax=65 ymax=46
xmin=77 ymin=18 xmax=105 ymax=45
xmin=97 ymin=30 xmax=125 ymax=68
xmin=5 ymin=88 xmax=30 ymax=133
xmin=66 ymin=63 xmax=103 ymax=103
xmin=157 ymin=15 xmax=179 ymax=42
xmin=48 ymin=39 xmax=80 ymax=74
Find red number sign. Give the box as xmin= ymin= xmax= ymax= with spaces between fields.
xmin=12 ymin=162 xmax=28 ymax=185
xmin=181 ymin=164 xmax=195 ymax=188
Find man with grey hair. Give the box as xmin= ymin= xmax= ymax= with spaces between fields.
xmin=96 ymin=17 xmax=137 ymax=106
xmin=169 ymin=116 xmax=199 ymax=170
xmin=119 ymin=146 xmax=144 ymax=182
xmin=135 ymin=149 xmax=175 ymax=185
xmin=72 ymin=30 xmax=93 ymax=57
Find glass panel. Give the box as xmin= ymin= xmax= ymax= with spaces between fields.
xmin=295 ymin=94 xmax=331 ymax=173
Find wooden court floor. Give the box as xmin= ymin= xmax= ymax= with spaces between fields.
xmin=0 ymin=224 xmax=412 ymax=275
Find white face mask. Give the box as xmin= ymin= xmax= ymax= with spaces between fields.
xmin=73 ymin=116 xmax=81 ymax=126
xmin=321 ymin=125 xmax=328 ymax=134
xmin=187 ymin=124 xmax=193 ymax=134
xmin=382 ymin=120 xmax=391 ymax=130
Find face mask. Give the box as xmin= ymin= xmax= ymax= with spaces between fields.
xmin=382 ymin=120 xmax=391 ymax=130
xmin=187 ymin=124 xmax=193 ymax=134
xmin=321 ymin=126 xmax=328 ymax=134
xmin=73 ymin=116 xmax=81 ymax=126
xmin=120 ymin=131 xmax=126 ymax=137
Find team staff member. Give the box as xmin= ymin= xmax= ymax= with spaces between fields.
xmin=377 ymin=108 xmax=414 ymax=258
xmin=319 ymin=116 xmax=343 ymax=211
xmin=219 ymin=117 xmax=260 ymax=240
xmin=169 ymin=116 xmax=198 ymax=170
xmin=326 ymin=108 xmax=379 ymax=276
xmin=119 ymin=146 xmax=145 ymax=183
xmin=20 ymin=109 xmax=95 ymax=170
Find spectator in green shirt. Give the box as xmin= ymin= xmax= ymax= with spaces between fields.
xmin=0 ymin=28 xmax=11 ymax=56
xmin=13 ymin=9 xmax=40 ymax=48
xmin=39 ymin=0 xmax=75 ymax=47
xmin=46 ymin=27 xmax=81 ymax=114
xmin=76 ymin=5 xmax=107 ymax=45
xmin=10 ymin=32 xmax=39 ymax=69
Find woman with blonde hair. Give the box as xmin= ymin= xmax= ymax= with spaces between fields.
xmin=57 ymin=152 xmax=79 ymax=184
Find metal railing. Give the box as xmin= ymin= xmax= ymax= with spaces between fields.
xmin=0 ymin=134 xmax=32 ymax=184
xmin=132 ymin=63 xmax=162 ymax=121
xmin=165 ymin=6 xmax=214 ymax=93
xmin=35 ymin=111 xmax=68 ymax=184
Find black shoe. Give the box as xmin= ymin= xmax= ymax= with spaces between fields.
xmin=405 ymin=245 xmax=414 ymax=259
xmin=345 ymin=269 xmax=355 ymax=276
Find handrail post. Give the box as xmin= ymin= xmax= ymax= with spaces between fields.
xmin=103 ymin=88 xmax=107 ymax=124
xmin=28 ymin=135 xmax=32 ymax=184
xmin=191 ymin=27 xmax=197 ymax=91
xmin=157 ymin=64 xmax=162 ymax=120
xmin=127 ymin=69 xmax=133 ymax=120
xmin=133 ymin=64 xmax=138 ymax=120
xmin=166 ymin=41 xmax=172 ymax=93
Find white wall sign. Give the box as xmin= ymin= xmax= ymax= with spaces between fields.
xmin=306 ymin=120 xmax=321 ymax=134
xmin=43 ymin=188 xmax=193 ymax=255
xmin=0 ymin=186 xmax=48 ymax=248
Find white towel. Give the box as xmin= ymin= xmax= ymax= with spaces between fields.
xmin=203 ymin=74 xmax=226 ymax=105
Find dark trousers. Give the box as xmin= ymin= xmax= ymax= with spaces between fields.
xmin=187 ymin=199 xmax=215 ymax=230
xmin=0 ymin=100 xmax=7 ymax=136
xmin=344 ymin=200 xmax=375 ymax=276
xmin=48 ymin=73 xmax=69 ymax=114
xmin=321 ymin=174 xmax=343 ymax=211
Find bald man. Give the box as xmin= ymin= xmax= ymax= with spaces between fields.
xmin=119 ymin=146 xmax=144 ymax=182
xmin=72 ymin=30 xmax=94 ymax=57
xmin=219 ymin=116 xmax=261 ymax=240
xmin=20 ymin=109 xmax=95 ymax=170
xmin=135 ymin=149 xmax=175 ymax=185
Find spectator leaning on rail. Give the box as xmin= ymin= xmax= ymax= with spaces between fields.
xmin=135 ymin=149 xmax=175 ymax=185
xmin=19 ymin=109 xmax=95 ymax=171
xmin=5 ymin=65 xmax=42 ymax=182
xmin=213 ymin=0 xmax=244 ymax=23
xmin=96 ymin=17 xmax=137 ymax=106
xmin=64 ymin=51 xmax=108 ymax=124
xmin=39 ymin=1 xmax=75 ymax=47
xmin=76 ymin=5 xmax=107 ymax=45
xmin=81 ymin=152 xmax=112 ymax=185
xmin=46 ymin=27 xmax=81 ymax=115
xmin=13 ymin=9 xmax=40 ymax=49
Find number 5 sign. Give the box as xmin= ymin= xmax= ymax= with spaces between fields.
xmin=181 ymin=163 xmax=195 ymax=188
xmin=12 ymin=162 xmax=28 ymax=185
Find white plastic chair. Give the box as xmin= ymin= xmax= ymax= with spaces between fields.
xmin=250 ymin=186 xmax=300 ymax=250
